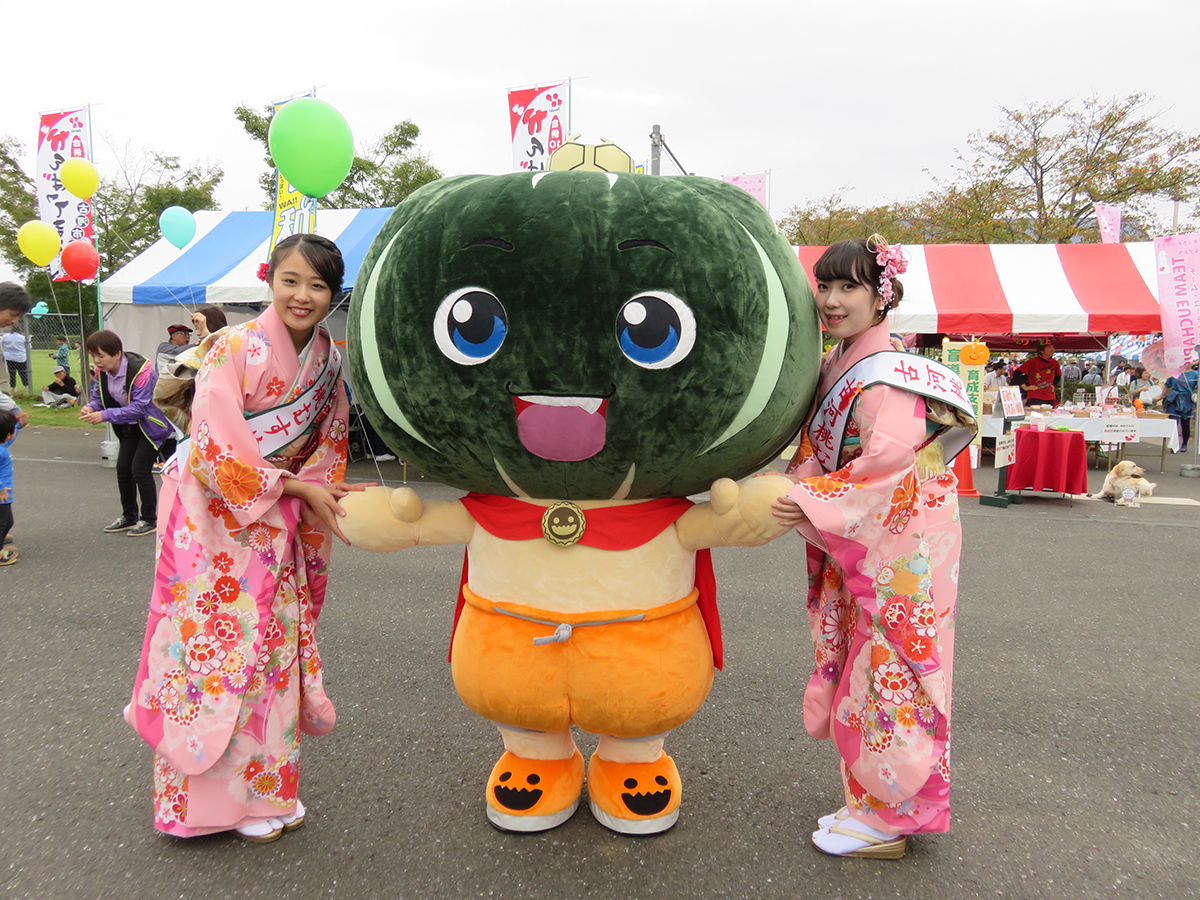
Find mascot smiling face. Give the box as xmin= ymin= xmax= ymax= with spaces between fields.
xmin=350 ymin=172 xmax=820 ymax=499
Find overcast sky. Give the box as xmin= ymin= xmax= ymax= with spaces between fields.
xmin=3 ymin=0 xmax=1198 ymax=282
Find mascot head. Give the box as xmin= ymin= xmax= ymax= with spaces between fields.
xmin=349 ymin=172 xmax=821 ymax=500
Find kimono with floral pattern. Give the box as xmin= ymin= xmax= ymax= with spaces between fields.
xmin=124 ymin=304 xmax=349 ymax=836
xmin=786 ymin=320 xmax=970 ymax=836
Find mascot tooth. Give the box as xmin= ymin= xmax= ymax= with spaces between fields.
xmin=343 ymin=169 xmax=822 ymax=834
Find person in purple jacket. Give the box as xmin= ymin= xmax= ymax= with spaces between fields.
xmin=80 ymin=330 xmax=172 ymax=537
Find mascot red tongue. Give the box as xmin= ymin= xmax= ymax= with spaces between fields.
xmin=342 ymin=145 xmax=821 ymax=837
xmin=514 ymin=397 xmax=609 ymax=461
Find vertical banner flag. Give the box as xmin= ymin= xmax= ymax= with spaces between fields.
xmin=508 ymin=83 xmax=567 ymax=173
xmin=270 ymin=95 xmax=318 ymax=255
xmin=1155 ymin=233 xmax=1200 ymax=375
xmin=942 ymin=341 xmax=984 ymax=446
xmin=1095 ymin=203 xmax=1122 ymax=243
xmin=36 ymin=109 xmax=94 ymax=281
xmin=722 ymin=172 xmax=768 ymax=207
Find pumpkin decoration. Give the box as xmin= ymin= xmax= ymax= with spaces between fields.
xmin=341 ymin=170 xmax=822 ymax=836
xmin=960 ymin=340 xmax=990 ymax=367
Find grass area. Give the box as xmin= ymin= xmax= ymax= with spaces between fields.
xmin=5 ymin=345 xmax=93 ymax=429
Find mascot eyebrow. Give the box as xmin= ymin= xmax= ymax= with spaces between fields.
xmin=617 ymin=239 xmax=673 ymax=253
xmin=464 ymin=238 xmax=513 ymax=251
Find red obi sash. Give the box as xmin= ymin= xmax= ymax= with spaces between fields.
xmin=451 ymin=494 xmax=723 ymax=669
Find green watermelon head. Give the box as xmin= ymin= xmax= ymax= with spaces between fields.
xmin=349 ymin=172 xmax=821 ymax=500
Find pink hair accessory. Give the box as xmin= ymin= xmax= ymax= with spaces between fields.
xmin=256 ymin=262 xmax=270 ymax=283
xmin=868 ymin=234 xmax=908 ymax=308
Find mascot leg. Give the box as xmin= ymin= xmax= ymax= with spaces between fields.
xmin=485 ymin=725 xmax=584 ymax=833
xmin=587 ymin=734 xmax=682 ymax=835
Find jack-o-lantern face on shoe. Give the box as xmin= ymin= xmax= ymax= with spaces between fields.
xmin=586 ymin=751 xmax=682 ymax=835
xmin=485 ymin=750 xmax=584 ymax=833
xmin=620 ymin=774 xmax=672 ymax=816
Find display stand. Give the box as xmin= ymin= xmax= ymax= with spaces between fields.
xmin=979 ymin=387 xmax=1025 ymax=509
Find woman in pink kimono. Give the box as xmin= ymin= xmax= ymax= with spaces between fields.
xmin=773 ymin=237 xmax=975 ymax=859
xmin=124 ymin=234 xmax=360 ymax=843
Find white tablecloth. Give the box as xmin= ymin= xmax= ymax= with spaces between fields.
xmin=980 ymin=414 xmax=1181 ymax=451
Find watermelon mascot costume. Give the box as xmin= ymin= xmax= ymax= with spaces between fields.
xmin=340 ymin=170 xmax=822 ymax=834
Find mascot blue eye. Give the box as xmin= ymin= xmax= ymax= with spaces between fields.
xmin=434 ymin=288 xmax=508 ymax=365
xmin=616 ymin=291 xmax=696 ymax=369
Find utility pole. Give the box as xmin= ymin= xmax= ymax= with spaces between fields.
xmin=650 ymin=124 xmax=662 ymax=176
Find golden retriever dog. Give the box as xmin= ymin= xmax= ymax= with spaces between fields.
xmin=1092 ymin=459 xmax=1157 ymax=500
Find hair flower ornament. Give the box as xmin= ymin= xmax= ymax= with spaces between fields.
xmin=256 ymin=262 xmax=271 ymax=283
xmin=868 ymin=234 xmax=909 ymax=308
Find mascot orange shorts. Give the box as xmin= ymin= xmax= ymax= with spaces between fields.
xmin=451 ymin=587 xmax=714 ymax=739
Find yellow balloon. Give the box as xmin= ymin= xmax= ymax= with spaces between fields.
xmin=60 ymin=157 xmax=99 ymax=200
xmin=17 ymin=220 xmax=62 ymax=267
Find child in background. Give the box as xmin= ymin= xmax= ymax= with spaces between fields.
xmin=0 ymin=408 xmax=17 ymax=565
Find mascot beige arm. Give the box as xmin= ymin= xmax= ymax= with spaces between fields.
xmin=338 ymin=473 xmax=797 ymax=553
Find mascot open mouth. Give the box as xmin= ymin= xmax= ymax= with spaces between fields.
xmin=514 ymin=395 xmax=609 ymax=461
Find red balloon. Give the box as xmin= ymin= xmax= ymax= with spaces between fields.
xmin=61 ymin=239 xmax=99 ymax=281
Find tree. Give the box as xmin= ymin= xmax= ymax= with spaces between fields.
xmin=0 ymin=135 xmax=222 ymax=320
xmin=94 ymin=141 xmax=223 ymax=277
xmin=778 ymin=94 xmax=1200 ymax=245
xmin=235 ymin=104 xmax=442 ymax=209
xmin=942 ymin=93 xmax=1200 ymax=242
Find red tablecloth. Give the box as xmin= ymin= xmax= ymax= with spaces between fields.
xmin=1009 ymin=427 xmax=1089 ymax=494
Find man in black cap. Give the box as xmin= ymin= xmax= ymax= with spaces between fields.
xmin=154 ymin=324 xmax=192 ymax=374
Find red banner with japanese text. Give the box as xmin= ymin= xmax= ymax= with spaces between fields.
xmin=36 ymin=109 xmax=94 ymax=281
xmin=508 ymin=84 xmax=567 ymax=172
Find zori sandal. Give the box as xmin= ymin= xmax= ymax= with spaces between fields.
xmin=586 ymin=751 xmax=681 ymax=835
xmin=817 ymin=806 xmax=850 ymax=830
xmin=485 ymin=750 xmax=584 ymax=832
xmin=235 ymin=818 xmax=284 ymax=843
xmin=812 ymin=821 xmax=907 ymax=859
xmin=280 ymin=799 xmax=305 ymax=832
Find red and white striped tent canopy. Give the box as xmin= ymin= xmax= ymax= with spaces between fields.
xmin=794 ymin=242 xmax=1161 ymax=335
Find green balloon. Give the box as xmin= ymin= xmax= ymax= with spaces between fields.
xmin=267 ymin=98 xmax=354 ymax=198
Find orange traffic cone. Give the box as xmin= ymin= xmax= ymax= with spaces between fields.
xmin=953 ymin=445 xmax=980 ymax=498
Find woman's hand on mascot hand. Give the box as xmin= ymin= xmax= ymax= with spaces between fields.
xmin=770 ymin=495 xmax=807 ymax=528
xmin=286 ymin=479 xmax=359 ymax=545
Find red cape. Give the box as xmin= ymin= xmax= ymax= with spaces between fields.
xmin=451 ymin=494 xmax=722 ymax=669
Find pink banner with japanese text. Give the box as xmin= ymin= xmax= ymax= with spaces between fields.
xmin=1154 ymin=233 xmax=1200 ymax=375
xmin=37 ymin=109 xmax=94 ymax=281
xmin=508 ymin=84 xmax=567 ymax=172
xmin=1094 ymin=203 xmax=1122 ymax=243
xmin=722 ymin=172 xmax=768 ymax=207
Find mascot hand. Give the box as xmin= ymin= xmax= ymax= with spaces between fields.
xmin=339 ymin=486 xmax=424 ymax=552
xmin=707 ymin=474 xmax=795 ymax=546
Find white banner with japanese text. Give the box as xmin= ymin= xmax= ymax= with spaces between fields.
xmin=36 ymin=109 xmax=94 ymax=281
xmin=508 ymin=83 xmax=567 ymax=173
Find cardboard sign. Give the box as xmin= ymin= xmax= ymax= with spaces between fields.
xmin=999 ymin=386 xmax=1025 ymax=419
xmin=995 ymin=433 xmax=1016 ymax=468
xmin=1101 ymin=421 xmax=1139 ymax=443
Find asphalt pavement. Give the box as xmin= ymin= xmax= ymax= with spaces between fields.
xmin=2 ymin=427 xmax=1198 ymax=900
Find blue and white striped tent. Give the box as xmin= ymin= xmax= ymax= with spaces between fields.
xmin=101 ymin=208 xmax=393 ymax=357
